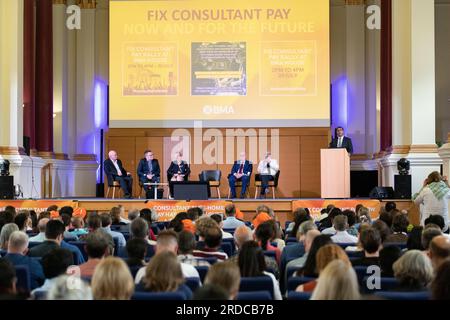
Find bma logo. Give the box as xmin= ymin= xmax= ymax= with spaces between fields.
xmin=203 ymin=105 xmax=235 ymax=115
xmin=66 ymin=5 xmax=81 ymax=30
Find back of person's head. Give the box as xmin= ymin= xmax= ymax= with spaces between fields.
xmin=92 ymin=257 xmax=134 ymax=300
xmin=0 ymin=223 xmax=19 ymax=249
xmin=86 ymin=230 xmax=111 ymax=259
xmin=47 ymin=275 xmax=92 ymax=300
xmin=110 ymin=207 xmax=121 ymax=225
xmin=39 ymin=211 xmax=51 ymax=220
xmin=7 ymin=231 xmax=28 ymax=253
xmin=360 ymin=228 xmax=381 ymax=254
xmin=204 ymin=225 xmax=222 ymax=249
xmin=429 ymin=236 xmax=450 ymax=269
xmin=385 ymin=201 xmax=397 ymax=212
xmin=315 ymin=244 xmax=350 ymax=274
xmin=424 ymin=215 xmax=446 ymax=231
xmin=156 ymin=230 xmax=178 ymax=253
xmin=326 ymin=204 xmax=335 ymax=213
xmin=0 ymin=258 xmax=16 ymax=295
xmin=300 ymin=234 xmax=333 ymax=277
xmin=143 ymin=251 xmax=183 ymax=292
xmin=60 ymin=213 xmax=71 ymax=228
xmin=46 ymin=205 xmax=58 ymax=212
xmin=139 ymin=208 xmax=154 ymax=226
xmin=100 ymin=213 xmax=112 ymax=228
xmin=210 ymin=214 xmax=223 ymax=226
xmin=233 ymin=225 xmax=253 ymax=249
xmin=14 ymin=212 xmax=29 ymax=231
xmin=431 ymin=258 xmax=450 ymax=300
xmin=357 ymin=206 xmax=372 ymax=224
xmin=130 ymin=217 xmax=148 ymax=239
xmin=205 ymin=261 xmax=241 ymax=300
xmin=193 ymin=284 xmax=228 ymax=300
xmin=290 ymin=208 xmax=311 ymax=238
xmin=195 ymin=217 xmax=218 ymax=238
xmin=343 ymin=210 xmax=356 ymax=227
xmin=70 ymin=217 xmax=83 ymax=229
xmin=126 ymin=238 xmax=147 ymax=261
xmin=127 ymin=209 xmax=140 ymax=221
xmin=297 ymin=220 xmax=318 ymax=241
xmin=178 ymin=230 xmax=196 ymax=255
xmin=86 ymin=214 xmax=101 ymax=231
xmin=393 ymin=250 xmax=433 ymax=288
xmin=372 ymin=220 xmax=392 ymax=243
xmin=256 ymin=205 xmax=271 ymax=215
xmin=379 ymin=246 xmax=402 ymax=277
xmin=333 ymin=215 xmax=348 ymax=232
xmin=421 ymin=227 xmax=442 ymax=251
xmin=0 ymin=210 xmax=15 ymax=226
xmin=328 ymin=207 xmax=343 ymax=221
xmin=304 ymin=230 xmax=321 ymax=252
xmin=45 ymin=219 xmax=65 ymax=240
xmin=379 ymin=210 xmax=393 ymax=228
xmin=59 ymin=206 xmax=74 ymax=217
xmin=426 ymin=171 xmax=443 ymax=184
xmin=255 ymin=221 xmax=275 ymax=250
xmin=406 ymin=226 xmax=424 ymax=250
xmin=392 ymin=213 xmax=409 ymax=233
xmin=238 ymin=241 xmax=266 ymax=277
xmin=4 ymin=206 xmax=16 ymax=217
xmin=37 ymin=218 xmax=49 ymax=233
xmin=42 ymin=248 xmax=74 ymax=279
xmin=187 ymin=207 xmax=203 ymax=220
xmin=311 ymin=260 xmax=360 ymax=300
xmin=225 ymin=204 xmax=236 ymax=217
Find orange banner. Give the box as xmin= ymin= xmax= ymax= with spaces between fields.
xmin=292 ymin=199 xmax=381 ymax=220
xmin=145 ymin=200 xmax=231 ymax=221
xmin=0 ymin=200 xmax=78 ymax=214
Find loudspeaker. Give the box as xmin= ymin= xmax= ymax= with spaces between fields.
xmin=173 ymin=181 xmax=210 ymax=200
xmin=395 ymin=175 xmax=412 ymax=199
xmin=369 ymin=186 xmax=395 ymax=199
xmin=351 ymin=171 xmax=378 ymax=198
xmin=0 ymin=176 xmax=14 ymax=199
xmin=23 ymin=136 xmax=30 ymax=156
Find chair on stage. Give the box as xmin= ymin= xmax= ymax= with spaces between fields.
xmin=105 ymin=173 xmax=122 ymax=199
xmin=199 ymin=170 xmax=222 ymax=199
xmin=227 ymin=175 xmax=251 ymax=199
xmin=254 ymin=171 xmax=281 ymax=199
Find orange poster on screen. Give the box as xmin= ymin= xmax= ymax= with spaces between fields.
xmin=145 ymin=200 xmax=231 ymax=221
xmin=0 ymin=200 xmax=78 ymax=214
xmin=292 ymin=199 xmax=381 ymax=220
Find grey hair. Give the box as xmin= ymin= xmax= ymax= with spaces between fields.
xmin=297 ymin=221 xmax=318 ymax=239
xmin=127 ymin=209 xmax=140 ymax=221
xmin=0 ymin=223 xmax=19 ymax=249
xmin=393 ymin=250 xmax=434 ymax=286
xmin=46 ymin=274 xmax=93 ymax=300
xmin=8 ymin=231 xmax=29 ymax=250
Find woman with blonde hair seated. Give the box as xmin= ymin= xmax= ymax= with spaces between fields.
xmin=296 ymin=244 xmax=351 ymax=293
xmin=136 ymin=251 xmax=193 ymax=299
xmin=204 ymin=261 xmax=241 ymax=300
xmin=91 ymin=257 xmax=134 ymax=300
xmin=311 ymin=259 xmax=360 ymax=300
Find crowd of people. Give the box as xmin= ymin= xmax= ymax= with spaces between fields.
xmin=0 ymin=197 xmax=449 ymax=300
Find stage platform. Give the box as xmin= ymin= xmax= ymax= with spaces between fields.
xmin=0 ymin=198 xmax=421 ymax=227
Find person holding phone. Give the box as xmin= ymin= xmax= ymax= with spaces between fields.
xmin=257 ymin=152 xmax=279 ymax=198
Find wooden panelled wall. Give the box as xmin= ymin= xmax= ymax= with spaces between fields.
xmin=105 ymin=128 xmax=330 ymax=198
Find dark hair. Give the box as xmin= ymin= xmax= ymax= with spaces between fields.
xmin=255 ymin=221 xmax=274 ymax=251
xmin=210 ymin=214 xmax=223 ymax=225
xmin=424 ymin=215 xmax=445 ymax=231
xmin=126 ymin=238 xmax=147 ymax=261
xmin=139 ymin=208 xmax=153 ymax=225
xmin=0 ymin=211 xmax=14 ymax=226
xmin=45 ymin=220 xmax=65 ymax=240
xmin=360 ymin=228 xmax=381 ymax=254
xmin=167 ymin=212 xmax=187 ymax=232
xmin=29 ymin=211 xmax=38 ymax=230
xmin=343 ymin=210 xmax=356 ymax=227
xmin=59 ymin=206 xmax=74 ymax=217
xmin=238 ymin=241 xmax=266 ymax=277
xmin=431 ymin=258 xmax=450 ymax=300
xmin=187 ymin=207 xmax=203 ymax=220
xmin=392 ymin=213 xmax=409 ymax=233
xmin=380 ymin=246 xmax=402 ymax=277
xmin=60 ymin=214 xmax=71 ymax=227
xmin=299 ymin=234 xmax=333 ymax=277
xmin=130 ymin=218 xmax=148 ymax=239
xmin=4 ymin=206 xmax=16 ymax=216
xmin=0 ymin=258 xmax=15 ymax=294
xmin=328 ymin=207 xmax=343 ymax=221
xmin=178 ymin=230 xmax=196 ymax=254
xmin=421 ymin=228 xmax=442 ymax=250
xmin=14 ymin=213 xmax=28 ymax=231
xmin=46 ymin=205 xmax=58 ymax=212
xmin=372 ymin=220 xmax=392 ymax=243
xmin=289 ymin=208 xmax=311 ymax=238
xmin=144 ymin=149 xmax=152 ymax=155
xmin=385 ymin=201 xmax=397 ymax=212
xmin=225 ymin=204 xmax=236 ymax=217
xmin=193 ymin=284 xmax=229 ymax=300
xmin=41 ymin=248 xmax=74 ymax=279
xmin=407 ymin=226 xmax=424 ymax=250
xmin=204 ymin=226 xmax=222 ymax=249
xmin=379 ymin=210 xmax=393 ymax=228
xmin=87 ymin=214 xmax=102 ymax=231
xmin=86 ymin=230 xmax=110 ymax=259
xmin=100 ymin=213 xmax=112 ymax=228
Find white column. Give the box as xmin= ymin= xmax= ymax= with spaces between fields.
xmin=53 ymin=2 xmax=68 ymax=156
xmin=67 ymin=0 xmax=77 ymax=158
xmin=438 ymin=133 xmax=450 ymax=179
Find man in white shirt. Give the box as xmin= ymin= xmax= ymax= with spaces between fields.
xmin=135 ymin=230 xmax=200 ymax=284
xmin=331 ymin=215 xmax=358 ymax=244
xmin=29 ymin=218 xmax=49 ymax=243
xmin=257 ymin=152 xmax=279 ymax=198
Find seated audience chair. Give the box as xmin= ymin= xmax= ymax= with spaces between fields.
xmin=239 ymin=276 xmax=274 ymax=299
xmin=237 ymin=291 xmax=272 ymax=300
xmin=131 ymin=291 xmax=186 ymax=300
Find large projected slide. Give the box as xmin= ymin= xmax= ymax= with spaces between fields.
xmin=109 ymin=0 xmax=330 ymax=128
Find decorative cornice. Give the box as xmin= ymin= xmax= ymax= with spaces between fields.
xmin=409 ymin=144 xmax=438 ymax=154
xmin=55 ymin=153 xmax=70 ymax=160
xmin=0 ymin=147 xmax=27 ymax=156
xmin=391 ymin=145 xmax=410 ymax=155
xmin=76 ymin=0 xmax=96 ymax=9
xmin=350 ymin=154 xmax=374 ymax=161
xmin=73 ymin=154 xmax=97 ymax=161
xmin=38 ymin=151 xmax=56 ymax=159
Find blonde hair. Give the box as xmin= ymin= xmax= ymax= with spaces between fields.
xmin=315 ymin=244 xmax=351 ymax=274
xmin=91 ymin=257 xmax=134 ymax=300
xmin=311 ymin=260 xmax=360 ymax=300
xmin=143 ymin=251 xmax=184 ymax=292
xmin=393 ymin=250 xmax=433 ymax=287
xmin=205 ymin=261 xmax=241 ymax=299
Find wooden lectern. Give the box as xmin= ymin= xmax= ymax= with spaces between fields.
xmin=320 ymin=149 xmax=350 ymax=199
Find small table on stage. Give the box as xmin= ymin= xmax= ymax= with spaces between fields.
xmin=143 ymin=182 xmax=170 ymax=199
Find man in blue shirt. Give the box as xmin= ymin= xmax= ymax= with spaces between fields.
xmin=222 ymin=204 xmax=245 ymax=230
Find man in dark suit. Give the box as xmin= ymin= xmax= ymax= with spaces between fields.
xmin=137 ymin=150 xmax=161 ymax=199
xmin=104 ymin=150 xmax=133 ymax=198
xmin=28 ymin=220 xmax=65 ymax=258
xmin=329 ymin=126 xmax=353 ymax=155
xmin=228 ymin=151 xmax=253 ymax=198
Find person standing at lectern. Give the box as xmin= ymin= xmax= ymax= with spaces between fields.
xmin=104 ymin=150 xmax=133 ymax=199
xmin=329 ymin=127 xmax=353 ymax=155
xmin=257 ymin=152 xmax=279 ymax=198
xmin=228 ymin=152 xmax=253 ymax=199
xmin=137 ymin=150 xmax=161 ymax=199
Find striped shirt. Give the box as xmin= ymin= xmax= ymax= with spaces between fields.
xmin=193 ymin=248 xmax=228 ymax=261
